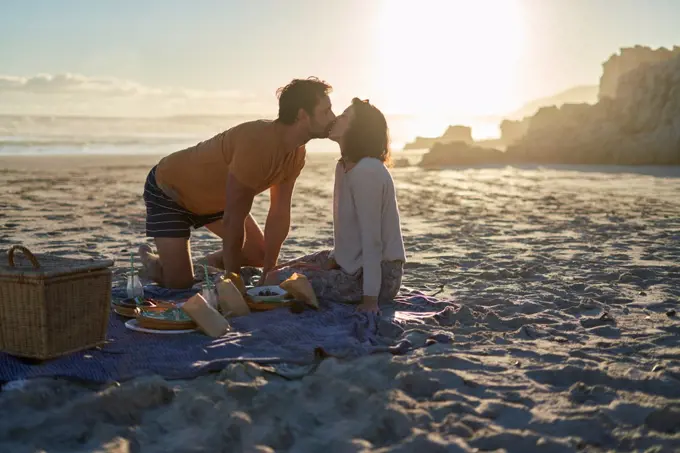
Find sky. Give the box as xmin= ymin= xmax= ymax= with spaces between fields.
xmin=1 ymin=0 xmax=679 ymax=118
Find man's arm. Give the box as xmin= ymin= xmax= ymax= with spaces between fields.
xmin=262 ymin=177 xmax=297 ymax=279
xmin=222 ymin=173 xmax=257 ymax=275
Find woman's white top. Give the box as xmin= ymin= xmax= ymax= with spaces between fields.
xmin=332 ymin=157 xmax=406 ymax=297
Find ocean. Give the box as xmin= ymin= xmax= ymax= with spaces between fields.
xmin=0 ymin=113 xmax=500 ymax=156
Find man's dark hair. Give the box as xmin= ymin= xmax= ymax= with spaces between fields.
xmin=276 ymin=77 xmax=333 ymax=124
xmin=342 ymin=98 xmax=392 ymax=167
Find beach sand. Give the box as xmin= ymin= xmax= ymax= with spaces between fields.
xmin=1 ymin=153 xmax=680 ymax=452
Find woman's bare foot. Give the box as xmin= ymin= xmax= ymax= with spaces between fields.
xmin=262 ymin=269 xmax=282 ymax=286
xmin=138 ymin=244 xmax=163 ymax=284
xmin=356 ymin=296 xmax=380 ymax=314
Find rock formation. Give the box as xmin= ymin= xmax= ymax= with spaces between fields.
xmin=599 ymin=45 xmax=680 ymax=100
xmin=507 ymin=85 xmax=599 ymax=120
xmin=419 ymin=141 xmax=506 ymax=168
xmin=393 ymin=157 xmax=411 ymax=168
xmin=499 ymin=118 xmax=530 ymax=145
xmin=403 ymin=125 xmax=473 ymax=150
xmin=418 ymin=47 xmax=680 ymax=168
xmin=406 ymin=86 xmax=598 ymax=151
xmin=506 ymin=49 xmax=680 ymax=165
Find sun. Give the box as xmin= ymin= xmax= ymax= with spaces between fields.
xmin=375 ymin=0 xmax=525 ymax=117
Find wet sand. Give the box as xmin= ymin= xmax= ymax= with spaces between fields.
xmin=1 ymin=153 xmax=680 ymax=452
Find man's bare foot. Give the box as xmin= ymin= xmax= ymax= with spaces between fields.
xmin=205 ymin=252 xmax=225 ymax=270
xmin=138 ymin=244 xmax=163 ymax=284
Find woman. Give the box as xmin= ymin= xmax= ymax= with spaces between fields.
xmin=266 ymin=98 xmax=406 ymax=313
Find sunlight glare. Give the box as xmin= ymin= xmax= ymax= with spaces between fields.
xmin=376 ymin=0 xmax=525 ymax=117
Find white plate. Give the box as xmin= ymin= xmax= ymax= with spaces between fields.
xmin=246 ymin=285 xmax=289 ymax=303
xmin=124 ymin=319 xmax=196 ymax=335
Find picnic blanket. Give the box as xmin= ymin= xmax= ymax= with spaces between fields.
xmin=0 ymin=284 xmax=455 ymax=384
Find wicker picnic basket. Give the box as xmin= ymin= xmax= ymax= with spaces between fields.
xmin=0 ymin=245 xmax=114 ymax=360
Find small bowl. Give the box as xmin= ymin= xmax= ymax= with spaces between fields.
xmin=246 ymin=285 xmax=289 ymax=303
xmin=113 ymin=297 xmax=157 ymax=309
xmin=112 ymin=297 xmax=158 ymax=318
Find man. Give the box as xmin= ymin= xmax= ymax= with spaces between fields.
xmin=139 ymin=77 xmax=335 ymax=288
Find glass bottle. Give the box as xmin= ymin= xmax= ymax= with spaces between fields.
xmin=127 ymin=271 xmax=144 ymax=299
xmin=202 ymin=283 xmax=218 ymax=310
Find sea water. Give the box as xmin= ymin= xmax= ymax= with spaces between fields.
xmin=0 ymin=113 xmax=500 ymax=156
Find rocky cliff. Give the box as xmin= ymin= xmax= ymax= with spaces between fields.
xmin=500 ymin=47 xmax=680 ymax=148
xmin=505 ymin=50 xmax=680 ymax=165
xmin=599 ymin=45 xmax=680 ymax=100
xmin=418 ymin=47 xmax=680 ymax=168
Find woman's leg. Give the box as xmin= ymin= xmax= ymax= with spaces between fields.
xmin=266 ymin=257 xmax=403 ymax=305
xmin=262 ymin=250 xmax=331 ymax=286
xmin=271 ymin=249 xmax=333 ymax=271
xmin=267 ymin=257 xmax=363 ymax=303
xmin=378 ymin=261 xmax=404 ymax=303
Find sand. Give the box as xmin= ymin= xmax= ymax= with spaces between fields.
xmin=1 ymin=153 xmax=680 ymax=452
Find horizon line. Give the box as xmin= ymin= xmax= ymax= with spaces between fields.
xmin=0 ymin=111 xmax=506 ymax=122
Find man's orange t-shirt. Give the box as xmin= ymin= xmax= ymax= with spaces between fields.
xmin=154 ymin=120 xmax=306 ymax=215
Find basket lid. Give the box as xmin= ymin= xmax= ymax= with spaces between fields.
xmin=0 ymin=245 xmax=114 ymax=279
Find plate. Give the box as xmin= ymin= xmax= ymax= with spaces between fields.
xmin=125 ymin=319 xmax=196 ymax=335
xmin=111 ymin=300 xmax=180 ymax=319
xmin=112 ymin=305 xmax=140 ymax=318
xmin=137 ymin=307 xmax=196 ymax=330
xmin=246 ymin=285 xmax=289 ymax=303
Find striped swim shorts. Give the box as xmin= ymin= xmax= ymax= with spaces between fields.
xmin=143 ymin=166 xmax=223 ymax=238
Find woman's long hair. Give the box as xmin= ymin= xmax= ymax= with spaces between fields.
xmin=341 ymin=98 xmax=392 ymax=167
